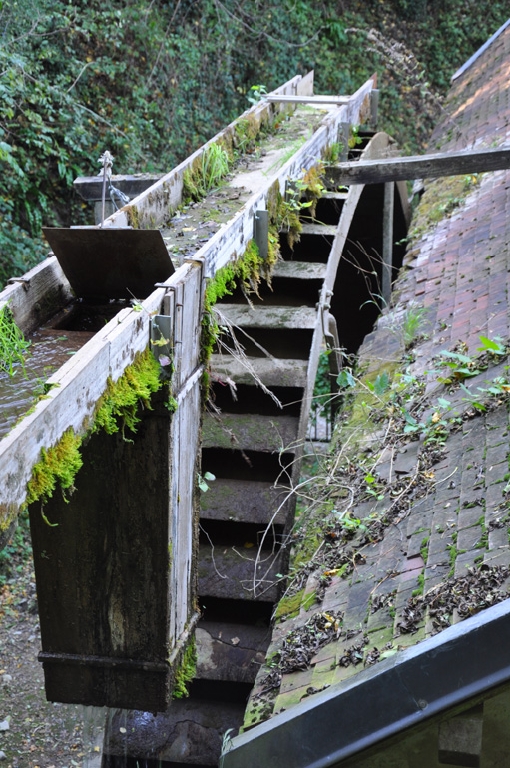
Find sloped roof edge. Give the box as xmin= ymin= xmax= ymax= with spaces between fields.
xmin=451 ymin=17 xmax=510 ymax=81
xmin=222 ymin=598 xmax=510 ymax=768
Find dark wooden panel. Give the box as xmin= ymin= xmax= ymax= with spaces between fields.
xmin=29 ymin=392 xmax=175 ymax=710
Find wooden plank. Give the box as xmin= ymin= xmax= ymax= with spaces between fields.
xmin=1 ymin=256 xmax=73 ymax=333
xmin=216 ymin=304 xmax=317 ymax=330
xmin=104 ymin=76 xmax=375 ymax=284
xmin=0 ymin=335 xmax=110 ymax=512
xmin=196 ymin=622 xmax=269 ymax=682
xmin=198 ymin=541 xmax=281 ymax=601
xmin=0 ymin=283 xmax=168 ymax=515
xmin=196 ymin=77 xmax=375 ymax=279
xmin=322 ymin=132 xmax=395 ymax=296
xmin=300 ymin=223 xmax=338 ymax=237
xmin=326 ymin=146 xmax=510 ymax=185
xmin=32 ymin=397 xmax=175 ymax=711
xmin=210 ymin=355 xmax=308 ymax=388
xmin=272 ymin=261 xmax=327 ymax=280
xmin=322 ymin=191 xmax=349 ymax=201
xmin=200 ymin=478 xmax=289 ymax=525
xmin=73 ymin=173 xmax=162 ymax=201
xmin=202 ymin=413 xmax=300 ymax=453
xmin=169 ymin=262 xmax=203 ymax=389
xmin=170 ymin=376 xmax=201 ymax=643
xmin=265 ymin=95 xmax=350 ymax=105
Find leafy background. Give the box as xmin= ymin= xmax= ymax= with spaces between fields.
xmin=1 ymin=0 xmax=508 ymax=287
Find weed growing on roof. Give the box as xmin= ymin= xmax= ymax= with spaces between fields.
xmin=280 ymin=332 xmax=510 ymax=607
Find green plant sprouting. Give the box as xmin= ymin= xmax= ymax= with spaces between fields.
xmin=0 ymin=305 xmax=31 ymax=376
xmin=247 ymin=84 xmax=267 ymax=105
xmin=183 ymin=143 xmax=231 ymax=201
xmin=198 ymin=471 xmax=216 ymax=492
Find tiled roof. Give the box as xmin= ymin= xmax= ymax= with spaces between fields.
xmin=244 ymin=22 xmax=510 ymax=731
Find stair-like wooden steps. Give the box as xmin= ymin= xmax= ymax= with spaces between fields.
xmin=202 ymin=413 xmax=300 ymax=453
xmin=216 ymin=304 xmax=317 ymax=329
xmin=198 ymin=541 xmax=282 ymax=602
xmin=271 ymin=261 xmax=328 ymax=280
xmin=196 ymin=621 xmax=270 ymax=683
xmin=200 ymin=478 xmax=289 ymax=526
xmin=210 ymin=355 xmax=308 ymax=389
xmin=300 ymin=222 xmax=338 ymax=237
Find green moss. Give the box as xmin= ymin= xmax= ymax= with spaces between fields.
xmin=267 ymin=179 xmax=302 ymax=250
xmin=93 ymin=348 xmax=162 ymax=437
xmin=234 ymin=114 xmax=260 ymax=154
xmin=412 ymin=571 xmax=425 ymax=597
xmin=274 ymin=588 xmax=305 ymax=620
xmin=201 ymin=238 xmax=279 ymax=392
xmin=332 ymin=361 xmax=400 ymax=453
xmin=127 ymin=204 xmax=140 ymax=229
xmin=410 ymin=174 xmax=481 ymax=243
xmin=25 ymin=428 xmax=83 ymax=507
xmin=172 ymin=637 xmax=196 ymax=699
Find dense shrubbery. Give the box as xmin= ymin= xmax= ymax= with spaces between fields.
xmin=1 ymin=0 xmax=508 ymax=287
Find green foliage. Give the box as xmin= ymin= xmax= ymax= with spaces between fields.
xmin=311 ymin=350 xmax=333 ymax=422
xmin=247 ymin=84 xmax=267 ymax=105
xmin=93 ymin=348 xmax=162 ymax=437
xmin=173 ymin=638 xmax=197 ymax=699
xmin=183 ymin=143 xmax=231 ymax=201
xmin=25 ymin=428 xmax=83 ymax=507
xmin=198 ymin=471 xmax=216 ymax=492
xmin=0 ymin=305 xmax=31 ymax=375
xmin=1 ymin=0 xmax=509 ymax=288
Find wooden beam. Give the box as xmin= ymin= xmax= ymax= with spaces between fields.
xmin=326 ymin=146 xmax=510 ymax=185
xmin=73 ymin=173 xmax=162 ymax=201
xmin=265 ymin=95 xmax=350 ymax=105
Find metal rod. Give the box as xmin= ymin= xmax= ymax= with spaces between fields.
xmin=98 ymin=150 xmax=113 ymax=228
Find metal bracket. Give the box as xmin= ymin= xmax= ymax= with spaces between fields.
xmin=7 ymin=277 xmax=31 ymax=291
xmin=253 ymin=209 xmax=269 ymax=262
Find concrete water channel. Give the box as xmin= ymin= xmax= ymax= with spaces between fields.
xmin=0 ymin=71 xmax=411 ymax=765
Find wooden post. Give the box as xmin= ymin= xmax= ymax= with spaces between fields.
xmin=382 ymin=182 xmax=394 ymax=307
xmin=339 ymin=123 xmax=350 ymax=162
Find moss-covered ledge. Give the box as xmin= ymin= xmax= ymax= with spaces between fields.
xmin=0 ymin=348 xmax=168 ymax=546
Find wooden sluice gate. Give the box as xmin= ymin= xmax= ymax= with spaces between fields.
xmin=0 ymin=70 xmax=414 ymax=763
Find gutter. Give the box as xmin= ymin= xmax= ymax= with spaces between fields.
xmin=451 ymin=18 xmax=510 ymax=81
xmin=221 ymin=598 xmax=510 ymax=768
